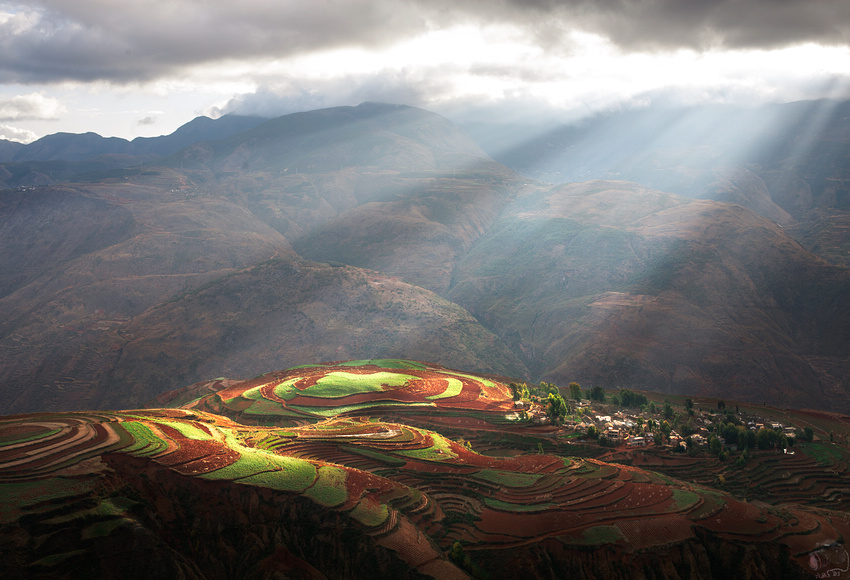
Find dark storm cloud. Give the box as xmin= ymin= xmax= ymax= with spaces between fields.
xmin=0 ymin=0 xmax=441 ymax=83
xmin=494 ymin=0 xmax=850 ymax=51
xmin=2 ymin=0 xmax=850 ymax=85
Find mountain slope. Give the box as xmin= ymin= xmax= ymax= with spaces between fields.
xmin=448 ymin=180 xmax=850 ymax=411
xmin=3 ymin=103 xmax=850 ymax=414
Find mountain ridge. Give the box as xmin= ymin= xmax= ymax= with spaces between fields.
xmin=2 ymin=102 xmax=850 ymax=414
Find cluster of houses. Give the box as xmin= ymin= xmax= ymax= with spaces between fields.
xmin=517 ymin=397 xmax=799 ymax=451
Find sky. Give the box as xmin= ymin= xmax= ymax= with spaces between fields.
xmin=2 ymin=0 xmax=850 ymax=143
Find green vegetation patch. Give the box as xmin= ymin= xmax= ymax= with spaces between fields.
xmin=578 ymin=525 xmax=626 ymax=545
xmin=303 ymin=465 xmax=348 ymax=507
xmin=578 ymin=462 xmax=619 ymax=479
xmin=302 ymin=371 xmax=417 ymax=398
xmin=397 ymin=433 xmax=457 ymax=461
xmin=118 ymin=421 xmax=169 ymax=456
xmin=271 ymin=377 xmax=304 ymax=401
xmin=0 ymin=426 xmax=62 ymax=445
xmin=201 ymin=445 xmax=317 ymax=492
xmin=243 ymin=398 xmax=299 ymax=416
xmin=475 ymin=469 xmax=544 ymax=488
xmin=484 ymin=497 xmax=558 ymax=512
xmin=291 ymin=401 xmax=434 ymax=417
xmin=442 ymin=370 xmax=499 ymax=390
xmin=81 ymin=517 xmax=129 ymax=540
xmin=805 ymin=442 xmax=845 ymax=466
xmin=342 ymin=445 xmax=406 ymax=466
xmin=349 ymin=496 xmax=389 ymax=527
xmin=425 ymin=378 xmax=464 ymax=401
xmin=0 ymin=479 xmax=102 ymax=524
xmin=32 ymin=550 xmax=88 ymax=568
xmin=671 ymin=489 xmax=701 ymax=511
xmin=42 ymin=496 xmax=138 ymax=525
xmin=150 ymin=419 xmax=214 ymax=441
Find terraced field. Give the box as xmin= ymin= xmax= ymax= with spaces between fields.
xmin=3 ymin=361 xmax=850 ymax=579
xmin=172 ymin=359 xmax=517 ymax=424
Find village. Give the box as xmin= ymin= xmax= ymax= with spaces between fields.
xmin=510 ymin=382 xmax=807 ymax=457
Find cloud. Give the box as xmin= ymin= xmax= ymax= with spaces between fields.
xmin=0 ymin=0 xmax=439 ymax=83
xmin=4 ymin=1 xmax=850 ymax=86
xmin=0 ymin=123 xmax=38 ymax=143
xmin=137 ymin=115 xmax=157 ymax=125
xmin=217 ymin=69 xmax=457 ymax=118
xmin=494 ymin=0 xmax=850 ymax=51
xmin=0 ymin=92 xmax=65 ymax=120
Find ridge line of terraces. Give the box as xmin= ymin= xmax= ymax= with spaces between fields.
xmin=0 ymin=422 xmax=124 ymax=478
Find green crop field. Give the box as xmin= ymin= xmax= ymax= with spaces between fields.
xmin=805 ymin=442 xmax=845 ymax=466
xmin=303 ymin=465 xmax=348 ymax=507
xmin=484 ymin=497 xmax=558 ymax=512
xmin=343 ymin=445 xmax=407 ymax=466
xmin=291 ymin=401 xmax=435 ymax=417
xmin=671 ymin=489 xmax=700 ymax=511
xmin=425 ymin=378 xmax=464 ymax=401
xmin=348 ymin=496 xmax=389 ymax=527
xmin=474 ymin=469 xmax=544 ymax=487
xmin=301 ymin=372 xmax=417 ymax=398
xmin=120 ymin=421 xmax=169 ymax=456
xmin=151 ymin=419 xmax=215 ymax=441
xmin=0 ymin=426 xmax=62 ymax=445
xmin=579 ymin=525 xmax=626 ymax=545
xmin=272 ymin=377 xmax=305 ymax=401
xmin=397 ymin=433 xmax=457 ymax=461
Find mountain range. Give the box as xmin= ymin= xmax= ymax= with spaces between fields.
xmin=1 ymin=101 xmax=850 ymax=414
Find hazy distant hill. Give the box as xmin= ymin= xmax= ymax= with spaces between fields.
xmin=0 ymin=114 xmax=266 ymax=163
xmin=449 ymin=180 xmax=850 ymax=410
xmin=2 ymin=102 xmax=850 ymax=414
xmin=0 ymin=114 xmax=267 ymax=188
xmin=466 ymin=99 xmax=850 ymax=266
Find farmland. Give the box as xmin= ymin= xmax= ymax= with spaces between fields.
xmin=2 ymin=361 xmax=850 ymax=578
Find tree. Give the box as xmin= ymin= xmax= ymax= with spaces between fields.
xmin=663 ymin=402 xmax=674 ymax=420
xmin=746 ymin=429 xmax=757 ymax=449
xmin=449 ymin=541 xmax=465 ymax=565
xmin=568 ymin=382 xmax=582 ymax=401
xmin=538 ymin=381 xmax=559 ymax=396
xmin=709 ymin=435 xmax=722 ymax=456
xmin=803 ymin=426 xmax=814 ymax=442
xmin=735 ymin=448 xmax=750 ymax=469
xmin=509 ymin=382 xmax=521 ymax=401
xmin=589 ymin=385 xmax=605 ymax=402
xmin=717 ymin=400 xmax=726 ymax=411
xmin=620 ymin=389 xmax=648 ymax=408
xmin=756 ymin=427 xmax=779 ymax=450
xmin=547 ymin=392 xmax=567 ymax=425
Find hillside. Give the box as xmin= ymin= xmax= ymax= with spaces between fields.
xmin=2 ymin=102 xmax=850 ymax=414
xmin=448 ymin=181 xmax=850 ymax=410
xmin=3 ymin=361 xmax=850 ymax=579
xmin=466 ymin=99 xmax=850 ymax=267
